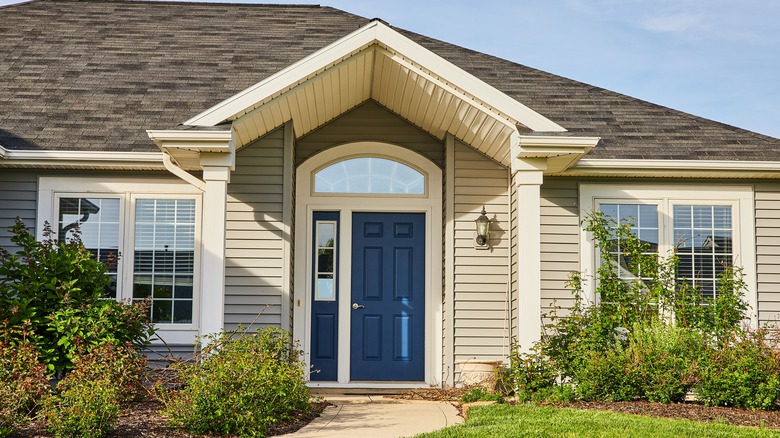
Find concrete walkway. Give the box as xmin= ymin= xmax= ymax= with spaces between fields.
xmin=280 ymin=395 xmax=463 ymax=437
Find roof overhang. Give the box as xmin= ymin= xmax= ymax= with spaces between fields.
xmin=514 ymin=135 xmax=600 ymax=174
xmin=0 ymin=145 xmax=165 ymax=170
xmin=561 ymin=159 xmax=780 ymax=179
xmin=183 ymin=20 xmax=566 ymax=167
xmin=146 ymin=130 xmax=233 ymax=171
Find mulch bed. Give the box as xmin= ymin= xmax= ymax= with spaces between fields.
xmin=12 ymin=400 xmax=328 ymax=437
xmin=389 ymin=388 xmax=780 ymax=430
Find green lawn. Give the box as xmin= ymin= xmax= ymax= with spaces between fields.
xmin=416 ymin=404 xmax=780 ymax=438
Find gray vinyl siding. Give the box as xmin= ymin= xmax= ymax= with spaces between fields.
xmin=224 ymin=128 xmax=286 ymax=330
xmin=754 ymin=183 xmax=780 ymax=327
xmin=540 ymin=179 xmax=580 ymax=318
xmin=0 ymin=171 xmax=37 ymax=251
xmin=452 ymin=140 xmax=511 ymax=375
xmin=296 ymin=100 xmax=443 ymax=167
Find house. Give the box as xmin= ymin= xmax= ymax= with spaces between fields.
xmin=2 ymin=0 xmax=780 ymax=389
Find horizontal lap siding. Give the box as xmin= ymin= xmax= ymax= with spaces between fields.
xmin=296 ymin=100 xmax=444 ymax=167
xmin=225 ymin=129 xmax=286 ymax=331
xmin=540 ymin=179 xmax=579 ymax=319
xmin=0 ymin=171 xmax=37 ymax=251
xmin=453 ymin=140 xmax=510 ymax=375
xmin=755 ymin=184 xmax=780 ymax=326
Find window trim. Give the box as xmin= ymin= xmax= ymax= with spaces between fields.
xmin=310 ymin=152 xmax=430 ymax=198
xmin=38 ymin=177 xmax=203 ymax=344
xmin=579 ymin=183 xmax=757 ymax=326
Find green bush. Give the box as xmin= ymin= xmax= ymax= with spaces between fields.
xmin=44 ymin=378 xmax=119 ymax=438
xmin=0 ymin=219 xmax=154 ymax=375
xmin=0 ymin=341 xmax=49 ymax=437
xmin=627 ymin=321 xmax=704 ymax=403
xmin=460 ymin=386 xmax=505 ymax=404
xmin=697 ymin=329 xmax=780 ymax=410
xmin=575 ymin=347 xmax=641 ymax=402
xmin=162 ymin=327 xmax=311 ymax=437
xmin=42 ymin=343 xmax=143 ymax=438
xmin=507 ymin=344 xmax=557 ymax=394
xmin=505 ymin=212 xmax=755 ymax=406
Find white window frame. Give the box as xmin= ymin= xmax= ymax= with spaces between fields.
xmin=37 ymin=177 xmax=203 ymax=344
xmin=579 ymin=183 xmax=757 ymax=327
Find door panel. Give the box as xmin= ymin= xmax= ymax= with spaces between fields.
xmin=350 ymin=212 xmax=425 ymax=381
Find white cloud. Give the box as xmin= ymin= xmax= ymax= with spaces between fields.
xmin=640 ymin=13 xmax=704 ymax=33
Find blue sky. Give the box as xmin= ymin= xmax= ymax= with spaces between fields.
xmin=2 ymin=0 xmax=778 ymax=138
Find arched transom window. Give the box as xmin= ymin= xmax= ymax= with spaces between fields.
xmin=314 ymin=157 xmax=425 ymax=195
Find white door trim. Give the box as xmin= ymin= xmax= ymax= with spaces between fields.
xmin=293 ymin=142 xmax=443 ymax=386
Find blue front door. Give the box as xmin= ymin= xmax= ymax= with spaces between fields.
xmin=350 ymin=212 xmax=425 ymax=381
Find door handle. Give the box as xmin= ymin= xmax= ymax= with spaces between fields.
xmin=352 ymin=303 xmax=365 ymax=310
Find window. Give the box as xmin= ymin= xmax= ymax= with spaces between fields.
xmin=57 ymin=197 xmax=121 ymax=298
xmin=133 ymin=199 xmax=196 ymax=323
xmin=314 ymin=221 xmax=337 ymax=301
xmin=580 ymin=185 xmax=756 ymax=312
xmin=39 ymin=178 xmax=201 ymax=339
xmin=314 ymin=157 xmax=425 ymax=194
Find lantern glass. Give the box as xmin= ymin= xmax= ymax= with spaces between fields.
xmin=475 ymin=207 xmax=490 ymax=246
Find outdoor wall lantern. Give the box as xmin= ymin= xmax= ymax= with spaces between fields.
xmin=475 ymin=206 xmax=490 ymax=247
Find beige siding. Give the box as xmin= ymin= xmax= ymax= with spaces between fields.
xmin=0 ymin=171 xmax=37 ymax=251
xmin=225 ymin=129 xmax=286 ymax=330
xmin=755 ymin=183 xmax=780 ymax=326
xmin=296 ymin=100 xmax=444 ymax=167
xmin=540 ymin=179 xmax=580 ymax=318
xmin=452 ymin=140 xmax=511 ymax=376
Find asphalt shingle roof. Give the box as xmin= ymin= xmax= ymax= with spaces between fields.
xmin=1 ymin=0 xmax=778 ymax=160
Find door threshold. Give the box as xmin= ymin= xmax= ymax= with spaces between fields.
xmin=308 ymin=381 xmax=432 ymax=392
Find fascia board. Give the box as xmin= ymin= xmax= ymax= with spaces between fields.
xmin=0 ymin=147 xmax=163 ymax=163
xmin=183 ymin=21 xmax=565 ymax=133
xmin=0 ymin=145 xmax=164 ymax=169
xmin=565 ymin=159 xmax=780 ymax=178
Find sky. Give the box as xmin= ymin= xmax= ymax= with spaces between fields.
xmin=2 ymin=0 xmax=778 ymax=138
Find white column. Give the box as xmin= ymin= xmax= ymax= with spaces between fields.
xmin=199 ymin=154 xmax=231 ymax=340
xmin=515 ymin=159 xmax=545 ymax=352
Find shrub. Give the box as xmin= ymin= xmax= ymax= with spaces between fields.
xmin=42 ymin=343 xmax=144 ymax=437
xmin=162 ymin=327 xmax=310 ymax=437
xmin=697 ymin=329 xmax=780 ymax=410
xmin=460 ymin=386 xmax=504 ymax=404
xmin=507 ymin=344 xmax=557 ymax=396
xmin=506 ymin=211 xmax=755 ymax=406
xmin=627 ymin=321 xmax=705 ymax=403
xmin=0 ymin=219 xmax=154 ymax=375
xmin=0 ymin=341 xmax=49 ymax=437
xmin=575 ymin=347 xmax=641 ymax=402
xmin=44 ymin=378 xmax=119 ymax=438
